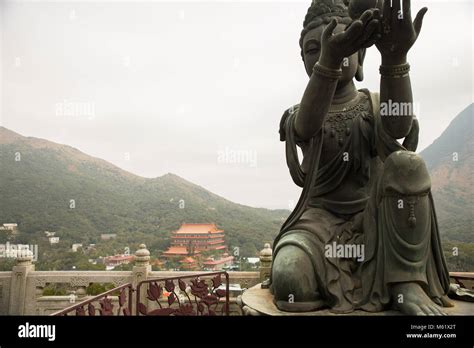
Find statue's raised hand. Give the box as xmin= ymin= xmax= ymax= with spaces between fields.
xmin=319 ymin=9 xmax=380 ymax=69
xmin=376 ymin=0 xmax=428 ymax=64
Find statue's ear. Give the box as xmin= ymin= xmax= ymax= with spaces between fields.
xmin=356 ymin=48 xmax=366 ymax=81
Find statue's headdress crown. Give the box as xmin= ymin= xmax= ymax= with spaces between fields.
xmin=300 ymin=0 xmax=351 ymax=55
xmin=300 ymin=0 xmax=368 ymax=81
xmin=304 ymin=0 xmax=350 ymax=27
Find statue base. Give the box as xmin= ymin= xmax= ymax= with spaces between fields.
xmin=240 ymin=284 xmax=474 ymax=316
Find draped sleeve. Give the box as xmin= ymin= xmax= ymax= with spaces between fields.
xmin=279 ymin=104 xmax=308 ymax=188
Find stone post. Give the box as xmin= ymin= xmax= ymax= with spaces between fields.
xmin=8 ymin=249 xmax=34 ymax=315
xmin=259 ymin=243 xmax=272 ymax=287
xmin=132 ymin=244 xmax=151 ymax=314
xmin=76 ymin=286 xmax=87 ymax=298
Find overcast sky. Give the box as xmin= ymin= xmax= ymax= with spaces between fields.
xmin=1 ymin=0 xmax=472 ymax=209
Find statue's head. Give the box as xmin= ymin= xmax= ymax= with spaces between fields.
xmin=300 ymin=0 xmax=366 ymax=81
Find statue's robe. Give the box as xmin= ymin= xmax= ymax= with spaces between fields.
xmin=272 ymin=89 xmax=450 ymax=313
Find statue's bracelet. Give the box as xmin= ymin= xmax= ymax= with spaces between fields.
xmin=379 ymin=63 xmax=411 ymax=79
xmin=313 ymin=62 xmax=343 ymax=80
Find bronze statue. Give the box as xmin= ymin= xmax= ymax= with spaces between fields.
xmin=269 ymin=0 xmax=453 ymax=315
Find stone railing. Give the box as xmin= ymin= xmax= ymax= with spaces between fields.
xmin=0 ymin=244 xmax=270 ymax=316
xmin=3 ymin=242 xmax=469 ymax=316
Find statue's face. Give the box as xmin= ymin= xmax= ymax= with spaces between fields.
xmin=302 ymin=23 xmax=359 ymax=83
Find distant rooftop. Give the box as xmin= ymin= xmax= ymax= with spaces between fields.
xmin=105 ymin=255 xmax=134 ymax=262
xmin=203 ymin=256 xmax=234 ymax=266
xmin=174 ymin=223 xmax=223 ymax=234
xmin=181 ymin=257 xmax=196 ymax=264
xmin=163 ymin=246 xmax=189 ymax=255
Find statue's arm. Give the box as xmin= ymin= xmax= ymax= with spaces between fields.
xmin=377 ymin=0 xmax=427 ymax=139
xmin=379 ymin=58 xmax=414 ymax=139
xmin=294 ymin=62 xmax=340 ymax=141
xmin=295 ymin=12 xmax=380 ymax=141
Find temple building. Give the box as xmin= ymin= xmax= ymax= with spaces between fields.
xmin=163 ymin=223 xmax=226 ymax=257
xmin=103 ymin=254 xmax=134 ymax=270
xmin=180 ymin=257 xmax=198 ymax=271
xmin=202 ymin=254 xmax=235 ymax=271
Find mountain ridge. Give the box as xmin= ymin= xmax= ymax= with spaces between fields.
xmin=420 ymin=103 xmax=473 ymax=243
xmin=0 ymin=104 xmax=472 ymax=258
xmin=0 ymin=127 xmax=254 ymax=204
xmin=0 ymin=126 xmax=287 ymax=256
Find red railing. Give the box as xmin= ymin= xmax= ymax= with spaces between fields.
xmin=136 ymin=271 xmax=230 ymax=316
xmin=52 ymin=271 xmax=230 ymax=316
xmin=53 ymin=283 xmax=134 ymax=316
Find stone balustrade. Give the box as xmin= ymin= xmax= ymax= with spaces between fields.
xmin=0 ymin=244 xmax=265 ymax=315
xmin=1 ymin=243 xmax=470 ymax=316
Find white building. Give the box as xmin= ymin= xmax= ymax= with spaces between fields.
xmin=101 ymin=234 xmax=117 ymax=241
xmin=1 ymin=223 xmax=18 ymax=230
xmin=71 ymin=243 xmax=83 ymax=252
xmin=246 ymin=257 xmax=260 ymax=265
xmin=0 ymin=223 xmax=18 ymax=235
xmin=49 ymin=237 xmax=60 ymax=244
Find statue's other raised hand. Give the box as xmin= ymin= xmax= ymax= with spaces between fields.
xmin=376 ymin=0 xmax=428 ymax=65
xmin=319 ymin=9 xmax=381 ymax=69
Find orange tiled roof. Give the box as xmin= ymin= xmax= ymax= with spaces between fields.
xmin=163 ymin=246 xmax=188 ymax=255
xmin=203 ymin=256 xmax=234 ymax=266
xmin=207 ymin=240 xmax=225 ymax=245
xmin=181 ymin=257 xmax=196 ymax=263
xmin=173 ymin=223 xmax=223 ymax=235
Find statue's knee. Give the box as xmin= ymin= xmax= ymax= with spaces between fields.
xmin=271 ymin=245 xmax=317 ymax=302
xmin=381 ymin=151 xmax=432 ymax=235
xmin=382 ymin=151 xmax=431 ymax=195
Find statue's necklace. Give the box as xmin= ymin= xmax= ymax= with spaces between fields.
xmin=324 ymin=93 xmax=370 ymax=147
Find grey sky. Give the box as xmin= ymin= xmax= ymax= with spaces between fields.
xmin=1 ymin=0 xmax=473 ymax=209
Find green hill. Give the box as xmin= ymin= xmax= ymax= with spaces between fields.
xmin=0 ymin=127 xmax=287 ymax=258
xmin=419 ymin=104 xmax=473 ymax=271
xmin=420 ymin=103 xmax=474 ymax=244
xmin=0 ymin=103 xmax=472 ymax=271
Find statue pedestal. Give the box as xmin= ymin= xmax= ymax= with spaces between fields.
xmin=240 ymin=284 xmax=474 ymax=316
